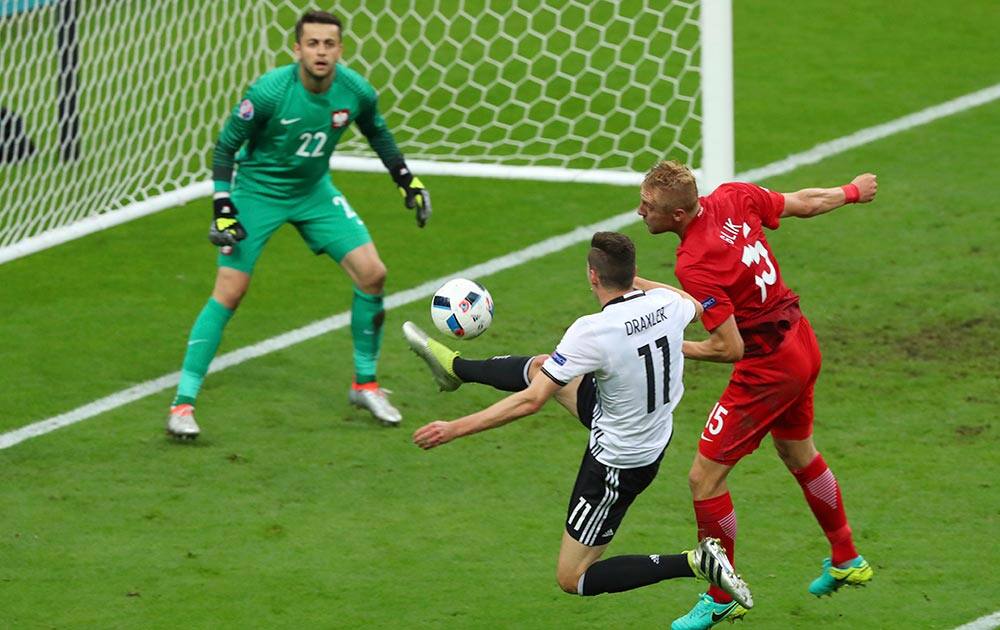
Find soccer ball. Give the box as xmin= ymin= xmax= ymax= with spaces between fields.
xmin=431 ymin=278 xmax=494 ymax=339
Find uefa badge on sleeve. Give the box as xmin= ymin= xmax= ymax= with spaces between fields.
xmin=331 ymin=109 xmax=350 ymax=128
xmin=238 ymin=99 xmax=254 ymax=121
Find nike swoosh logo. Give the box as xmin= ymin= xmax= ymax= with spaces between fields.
xmin=188 ymin=339 xmax=209 ymax=347
xmin=700 ymin=434 xmax=713 ymax=442
xmin=711 ymin=602 xmax=739 ymax=623
xmin=280 ymin=118 xmax=301 ymax=125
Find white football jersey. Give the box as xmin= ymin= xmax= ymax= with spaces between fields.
xmin=541 ymin=288 xmax=697 ymax=468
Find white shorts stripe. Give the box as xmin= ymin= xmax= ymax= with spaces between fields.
xmin=579 ymin=469 xmax=613 ymax=544
xmin=581 ymin=468 xmax=620 ymax=545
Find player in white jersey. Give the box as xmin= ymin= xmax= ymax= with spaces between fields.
xmin=408 ymin=232 xmax=753 ymax=611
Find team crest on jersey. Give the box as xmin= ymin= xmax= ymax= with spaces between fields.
xmin=238 ymin=99 xmax=254 ymax=120
xmin=330 ymin=109 xmax=350 ymax=128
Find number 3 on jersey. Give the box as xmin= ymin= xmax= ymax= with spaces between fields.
xmin=741 ymin=239 xmax=776 ymax=302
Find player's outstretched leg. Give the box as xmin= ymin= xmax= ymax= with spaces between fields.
xmin=687 ymin=538 xmax=753 ymax=609
xmin=402 ymin=321 xmax=461 ymax=391
xmin=166 ymin=403 xmax=200 ymax=440
xmin=808 ymin=556 xmax=873 ymax=596
xmin=402 ymin=321 xmax=538 ymax=393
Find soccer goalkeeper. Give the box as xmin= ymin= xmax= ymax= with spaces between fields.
xmin=167 ymin=10 xmax=430 ymax=438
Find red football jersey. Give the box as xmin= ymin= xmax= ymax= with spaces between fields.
xmin=674 ymin=182 xmax=801 ymax=348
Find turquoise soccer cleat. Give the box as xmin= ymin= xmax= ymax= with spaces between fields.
xmin=808 ymin=556 xmax=873 ymax=596
xmin=671 ymin=593 xmax=748 ymax=630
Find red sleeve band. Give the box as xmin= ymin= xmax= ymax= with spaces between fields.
xmin=841 ymin=184 xmax=860 ymax=203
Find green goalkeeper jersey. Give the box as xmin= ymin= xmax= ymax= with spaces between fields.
xmin=212 ymin=62 xmax=403 ymax=198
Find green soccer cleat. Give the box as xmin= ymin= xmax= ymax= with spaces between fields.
xmin=402 ymin=321 xmax=461 ymax=391
xmin=687 ymin=538 xmax=753 ymax=609
xmin=808 ymin=556 xmax=873 ymax=596
xmin=671 ymin=593 xmax=748 ymax=630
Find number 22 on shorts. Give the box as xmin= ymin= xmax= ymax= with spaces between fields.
xmin=334 ymin=196 xmax=363 ymax=225
xmin=702 ymin=402 xmax=728 ymax=442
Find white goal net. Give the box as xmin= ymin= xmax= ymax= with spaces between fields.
xmin=0 ymin=0 xmax=731 ymax=263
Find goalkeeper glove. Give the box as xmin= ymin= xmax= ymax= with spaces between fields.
xmin=208 ymin=193 xmax=247 ymax=248
xmin=390 ymin=162 xmax=431 ymax=227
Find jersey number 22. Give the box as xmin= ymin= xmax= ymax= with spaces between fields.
xmin=295 ymin=131 xmax=328 ymax=157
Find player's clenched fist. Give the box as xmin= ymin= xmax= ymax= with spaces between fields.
xmin=850 ymin=173 xmax=878 ymax=203
xmin=413 ymin=420 xmax=456 ymax=449
xmin=208 ymin=193 xmax=247 ymax=247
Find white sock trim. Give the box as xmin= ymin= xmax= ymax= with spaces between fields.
xmin=521 ymin=357 xmax=533 ymax=388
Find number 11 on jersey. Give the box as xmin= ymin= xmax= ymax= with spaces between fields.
xmin=637 ymin=335 xmax=670 ymax=413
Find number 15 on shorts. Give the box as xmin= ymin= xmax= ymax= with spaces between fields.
xmin=702 ymin=402 xmax=728 ymax=442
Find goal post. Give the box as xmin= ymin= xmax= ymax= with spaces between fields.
xmin=0 ymin=0 xmax=734 ymax=265
xmin=699 ymin=0 xmax=735 ymax=192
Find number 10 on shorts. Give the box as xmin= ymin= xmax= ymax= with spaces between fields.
xmin=702 ymin=402 xmax=728 ymax=441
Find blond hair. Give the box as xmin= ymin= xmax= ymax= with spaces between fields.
xmin=642 ymin=161 xmax=699 ymax=214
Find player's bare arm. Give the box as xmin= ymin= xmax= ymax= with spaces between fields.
xmin=633 ymin=276 xmax=704 ymax=322
xmin=780 ymin=173 xmax=878 ymax=218
xmin=413 ymin=373 xmax=562 ymax=449
xmin=682 ymin=314 xmax=744 ymax=363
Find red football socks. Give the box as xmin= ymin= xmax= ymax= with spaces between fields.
xmin=792 ymin=453 xmax=858 ymax=565
xmin=694 ymin=492 xmax=737 ymax=603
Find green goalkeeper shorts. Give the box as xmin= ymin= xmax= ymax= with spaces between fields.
xmin=218 ymin=181 xmax=372 ymax=273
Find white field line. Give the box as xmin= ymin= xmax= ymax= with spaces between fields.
xmin=954 ymin=612 xmax=1000 ymax=630
xmin=740 ymin=82 xmax=1000 ymax=183
xmin=2 ymin=82 xmax=1000 ymax=451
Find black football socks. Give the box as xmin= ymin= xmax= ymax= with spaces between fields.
xmin=452 ymin=355 xmax=533 ymax=392
xmin=578 ymin=554 xmax=695 ymax=595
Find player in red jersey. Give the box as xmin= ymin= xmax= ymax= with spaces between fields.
xmin=636 ymin=161 xmax=878 ymax=630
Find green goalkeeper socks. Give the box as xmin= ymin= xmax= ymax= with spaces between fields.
xmin=174 ymin=297 xmax=234 ymax=405
xmin=351 ymin=287 xmax=385 ymax=384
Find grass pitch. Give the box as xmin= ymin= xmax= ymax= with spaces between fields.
xmin=2 ymin=1 xmax=999 ymax=628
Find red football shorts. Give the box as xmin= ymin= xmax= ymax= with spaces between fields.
xmin=698 ymin=317 xmax=822 ymax=465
